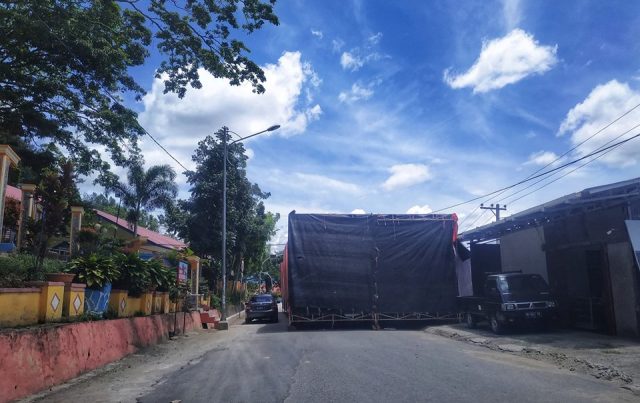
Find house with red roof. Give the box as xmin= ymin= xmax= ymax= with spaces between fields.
xmin=4 ymin=184 xmax=187 ymax=255
xmin=94 ymin=209 xmax=187 ymax=254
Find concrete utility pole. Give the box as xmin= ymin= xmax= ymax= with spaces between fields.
xmin=221 ymin=126 xmax=228 ymax=324
xmin=480 ymin=203 xmax=507 ymax=221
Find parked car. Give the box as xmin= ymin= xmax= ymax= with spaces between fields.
xmin=458 ymin=273 xmax=558 ymax=334
xmin=245 ymin=294 xmax=279 ymax=323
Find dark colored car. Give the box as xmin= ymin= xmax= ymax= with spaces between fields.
xmin=245 ymin=294 xmax=279 ymax=323
xmin=458 ymin=273 xmax=558 ymax=334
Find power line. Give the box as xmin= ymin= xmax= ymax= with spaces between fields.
xmin=139 ymin=126 xmax=190 ymax=172
xmin=460 ymin=209 xmax=490 ymax=233
xmin=497 ymin=122 xmax=640 ymax=205
xmin=502 ymin=126 xmax=640 ymax=207
xmin=456 ymin=103 xmax=640 ymax=228
xmin=507 ymin=140 xmax=628 ymax=205
xmin=432 ymin=131 xmax=640 ymax=213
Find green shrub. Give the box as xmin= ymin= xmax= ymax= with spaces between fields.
xmin=209 ymin=293 xmax=221 ymax=309
xmin=0 ymin=254 xmax=69 ymax=287
xmin=0 ymin=256 xmax=28 ymax=287
xmin=147 ymin=258 xmax=174 ymax=292
xmin=113 ymin=253 xmax=150 ymax=297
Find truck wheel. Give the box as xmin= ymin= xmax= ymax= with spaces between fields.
xmin=465 ymin=313 xmax=477 ymax=329
xmin=490 ymin=315 xmax=504 ymax=334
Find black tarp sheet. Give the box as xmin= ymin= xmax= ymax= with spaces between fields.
xmin=287 ymin=213 xmax=458 ymax=315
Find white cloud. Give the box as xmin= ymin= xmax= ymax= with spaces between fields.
xmin=525 ymin=150 xmax=560 ymax=166
xmin=444 ymin=29 xmax=558 ymax=93
xmin=340 ymin=50 xmax=384 ymax=72
xmin=341 ymin=51 xmax=364 ymax=71
xmin=351 ymin=208 xmax=367 ymax=214
xmin=303 ymin=62 xmax=322 ymax=88
xmin=406 ymin=204 xmax=433 ymax=214
xmin=332 ymin=38 xmax=345 ymax=53
xmin=294 ymin=173 xmax=361 ymax=195
xmin=368 ymin=32 xmax=383 ymax=45
xmin=501 ymin=0 xmax=522 ymax=30
xmin=557 ymin=80 xmax=640 ymax=167
xmin=311 ymin=30 xmax=323 ymax=39
xmin=138 ymin=51 xmax=320 ymax=177
xmin=381 ymin=163 xmax=431 ymax=191
xmin=338 ymin=83 xmax=374 ymax=103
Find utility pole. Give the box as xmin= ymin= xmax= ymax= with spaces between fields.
xmin=480 ymin=203 xmax=507 ymax=221
xmin=219 ymin=124 xmax=279 ymax=328
xmin=221 ymin=126 xmax=228 ymax=323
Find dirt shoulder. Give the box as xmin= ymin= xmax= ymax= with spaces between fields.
xmin=22 ymin=312 xmax=245 ymax=403
xmin=425 ymin=324 xmax=640 ymax=396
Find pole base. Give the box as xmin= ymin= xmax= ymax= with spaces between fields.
xmin=215 ymin=320 xmax=229 ymax=330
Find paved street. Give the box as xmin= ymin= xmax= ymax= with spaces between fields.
xmin=34 ymin=312 xmax=638 ymax=403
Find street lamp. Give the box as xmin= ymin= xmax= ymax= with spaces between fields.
xmin=221 ymin=124 xmax=280 ymax=323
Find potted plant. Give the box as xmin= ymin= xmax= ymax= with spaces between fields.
xmin=112 ymin=253 xmax=150 ymax=297
xmin=148 ymin=258 xmax=173 ymax=292
xmin=67 ymin=254 xmax=120 ymax=314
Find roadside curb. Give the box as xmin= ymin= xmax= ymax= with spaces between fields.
xmin=226 ymin=310 xmax=244 ymax=325
xmin=425 ymin=326 xmax=639 ymax=396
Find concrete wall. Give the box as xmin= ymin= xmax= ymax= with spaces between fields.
xmin=0 ymin=287 xmax=40 ymax=327
xmin=607 ymin=242 xmax=640 ymax=337
xmin=0 ymin=312 xmax=202 ymax=403
xmin=500 ymin=226 xmax=548 ymax=281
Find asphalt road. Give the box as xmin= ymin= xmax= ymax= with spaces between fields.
xmin=136 ymin=314 xmax=636 ymax=403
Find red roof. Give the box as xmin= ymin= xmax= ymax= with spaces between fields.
xmin=5 ymin=185 xmax=185 ymax=251
xmin=6 ymin=185 xmax=21 ymax=200
xmin=95 ymin=209 xmax=187 ymax=251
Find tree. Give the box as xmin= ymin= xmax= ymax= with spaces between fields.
xmin=165 ymin=129 xmax=278 ymax=283
xmin=0 ymin=1 xmax=279 ymax=174
xmin=31 ymin=159 xmax=80 ymax=269
xmin=111 ymin=163 xmax=177 ymax=236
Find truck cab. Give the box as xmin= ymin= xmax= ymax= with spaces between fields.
xmin=459 ymin=273 xmax=557 ymax=334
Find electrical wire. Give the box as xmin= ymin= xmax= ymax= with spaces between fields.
xmin=139 ymin=126 xmax=190 ymax=172
xmin=503 ymin=127 xmax=640 ymax=207
xmin=432 ymin=131 xmax=640 ymax=214
xmin=456 ymin=103 xmax=640 ymax=228
xmin=507 ymin=140 xmax=628 ymax=205
xmin=460 ymin=129 xmax=640 ymax=234
xmin=496 ymin=122 xmax=640 ymax=205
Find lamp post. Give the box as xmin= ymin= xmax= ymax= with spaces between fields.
xmin=221 ymin=124 xmax=280 ymax=323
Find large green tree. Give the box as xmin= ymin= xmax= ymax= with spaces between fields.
xmin=112 ymin=163 xmax=177 ymax=236
xmin=161 ymin=129 xmax=278 ymax=281
xmin=0 ymin=0 xmax=279 ymax=173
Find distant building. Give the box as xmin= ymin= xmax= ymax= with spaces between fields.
xmin=460 ymin=177 xmax=640 ymax=337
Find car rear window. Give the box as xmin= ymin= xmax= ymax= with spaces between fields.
xmin=250 ymin=295 xmax=273 ymax=303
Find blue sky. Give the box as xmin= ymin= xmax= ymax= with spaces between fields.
xmin=113 ymin=0 xmax=640 ymax=246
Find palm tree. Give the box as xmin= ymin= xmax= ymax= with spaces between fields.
xmin=113 ymin=163 xmax=178 ymax=236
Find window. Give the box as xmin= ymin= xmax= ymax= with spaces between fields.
xmin=251 ymin=294 xmax=273 ymax=303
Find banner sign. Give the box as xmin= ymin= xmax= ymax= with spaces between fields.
xmin=177 ymin=261 xmax=189 ymax=283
